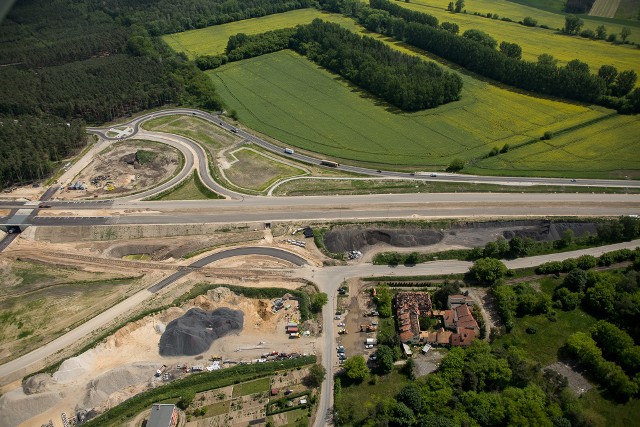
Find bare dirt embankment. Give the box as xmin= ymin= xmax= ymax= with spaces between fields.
xmin=55 ymin=139 xmax=180 ymax=200
xmin=323 ymin=220 xmax=598 ymax=257
xmin=0 ymin=285 xmax=319 ymax=427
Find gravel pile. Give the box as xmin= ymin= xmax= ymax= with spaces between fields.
xmin=159 ymin=307 xmax=243 ymax=356
xmin=0 ymin=388 xmax=62 ymax=427
xmin=83 ymin=362 xmax=157 ymax=410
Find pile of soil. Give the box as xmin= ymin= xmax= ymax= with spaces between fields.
xmin=324 ymin=221 xmax=600 ymax=254
xmin=159 ymin=307 xmax=243 ymax=356
xmin=324 ymin=228 xmax=443 ymax=253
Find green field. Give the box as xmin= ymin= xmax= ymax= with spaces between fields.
xmin=399 ymin=0 xmax=640 ymax=72
xmin=210 ymin=50 xmax=617 ymax=173
xmin=155 ymin=171 xmax=221 ymax=200
xmin=224 ymin=147 xmax=306 ymax=192
xmin=231 ymin=377 xmax=270 ymax=397
xmin=143 ymin=115 xmax=237 ymax=149
xmin=469 ymin=114 xmax=640 ymax=178
xmin=163 ymin=8 xmax=359 ymax=57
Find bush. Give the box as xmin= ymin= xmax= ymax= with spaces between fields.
xmin=580 ymin=29 xmax=595 ymax=39
xmin=523 ymin=16 xmax=537 ymax=27
xmin=526 ymin=326 xmax=537 ymax=334
xmin=446 ymin=158 xmax=465 ymax=172
xmin=541 ymin=131 xmax=554 ymax=140
xmin=470 ymin=258 xmax=507 ymax=285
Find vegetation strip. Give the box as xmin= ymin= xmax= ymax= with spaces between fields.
xmin=82 ymin=356 xmax=316 ymax=426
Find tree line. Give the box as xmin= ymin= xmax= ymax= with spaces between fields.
xmin=319 ymin=0 xmax=639 ymax=113
xmin=201 ymin=19 xmax=463 ymax=111
xmin=291 ymin=19 xmax=462 ymax=111
xmin=87 ymin=0 xmax=314 ymax=36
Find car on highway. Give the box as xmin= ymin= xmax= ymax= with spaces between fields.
xmin=38 ymin=204 xmax=51 ymax=208
xmin=430 ymin=173 xmax=437 ymax=177
xmin=376 ymin=170 xmax=381 ymax=173
xmin=571 ymin=179 xmax=577 ymax=182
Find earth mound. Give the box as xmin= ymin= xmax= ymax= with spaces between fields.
xmin=159 ymin=307 xmax=243 ymax=356
xmin=324 ymin=228 xmax=444 ymax=253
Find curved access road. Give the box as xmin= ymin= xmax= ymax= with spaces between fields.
xmin=87 ymin=108 xmax=640 ymax=192
xmin=0 ymin=246 xmax=309 ymax=386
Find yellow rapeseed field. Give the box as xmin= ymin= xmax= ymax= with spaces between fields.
xmin=399 ymin=0 xmax=640 ymax=74
xmin=469 ymin=114 xmax=640 ymax=178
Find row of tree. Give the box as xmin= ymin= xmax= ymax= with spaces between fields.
xmin=566 ymin=331 xmax=638 ymax=400
xmin=291 ymin=19 xmax=462 ymax=111
xmin=86 ymin=0 xmax=314 ymax=36
xmin=321 ymin=0 xmax=640 ymax=113
xmin=208 ymin=19 xmax=463 ymax=110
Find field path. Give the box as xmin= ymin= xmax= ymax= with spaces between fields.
xmin=589 ymin=0 xmax=621 ymax=17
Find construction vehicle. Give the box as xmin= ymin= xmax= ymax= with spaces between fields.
xmin=360 ymin=324 xmax=377 ymax=332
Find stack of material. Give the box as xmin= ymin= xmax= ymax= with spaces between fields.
xmin=159 ymin=307 xmax=243 ymax=356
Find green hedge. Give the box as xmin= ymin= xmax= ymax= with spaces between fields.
xmin=83 ymin=356 xmax=316 ymax=426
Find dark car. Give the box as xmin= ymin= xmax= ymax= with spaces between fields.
xmin=38 ymin=204 xmax=51 ymax=208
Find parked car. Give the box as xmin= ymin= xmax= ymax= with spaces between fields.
xmin=334 ymin=315 xmax=341 ymax=320
xmin=365 ymin=344 xmax=374 ymax=349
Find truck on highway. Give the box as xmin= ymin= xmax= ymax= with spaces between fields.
xmin=284 ymin=148 xmax=294 ymax=154
xmin=320 ymin=160 xmax=339 ymax=167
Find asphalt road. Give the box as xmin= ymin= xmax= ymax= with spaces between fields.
xmin=190 ymin=246 xmax=307 ymax=267
xmin=0 ymin=246 xmax=310 ymax=386
xmin=88 ymin=108 xmax=640 ymax=190
xmin=305 ymin=238 xmax=640 ymax=427
xmin=0 ymin=233 xmax=18 ymax=252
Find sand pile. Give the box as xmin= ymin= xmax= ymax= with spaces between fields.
xmin=83 ymin=362 xmax=157 ymax=410
xmin=0 ymin=387 xmax=64 ymax=426
xmin=159 ymin=307 xmax=243 ymax=356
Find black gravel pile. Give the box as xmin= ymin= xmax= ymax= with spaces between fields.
xmin=159 ymin=307 xmax=243 ymax=356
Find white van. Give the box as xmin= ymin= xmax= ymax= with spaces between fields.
xmin=284 ymin=148 xmax=294 ymax=154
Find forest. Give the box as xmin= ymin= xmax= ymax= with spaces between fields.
xmin=320 ymin=0 xmax=640 ymax=114
xmin=335 ymin=339 xmax=590 ymax=426
xmin=292 ymin=20 xmax=462 ymax=110
xmin=0 ymin=0 xmax=274 ymax=189
xmin=88 ymin=0 xmax=315 ymax=35
xmin=217 ymin=20 xmax=462 ymax=111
